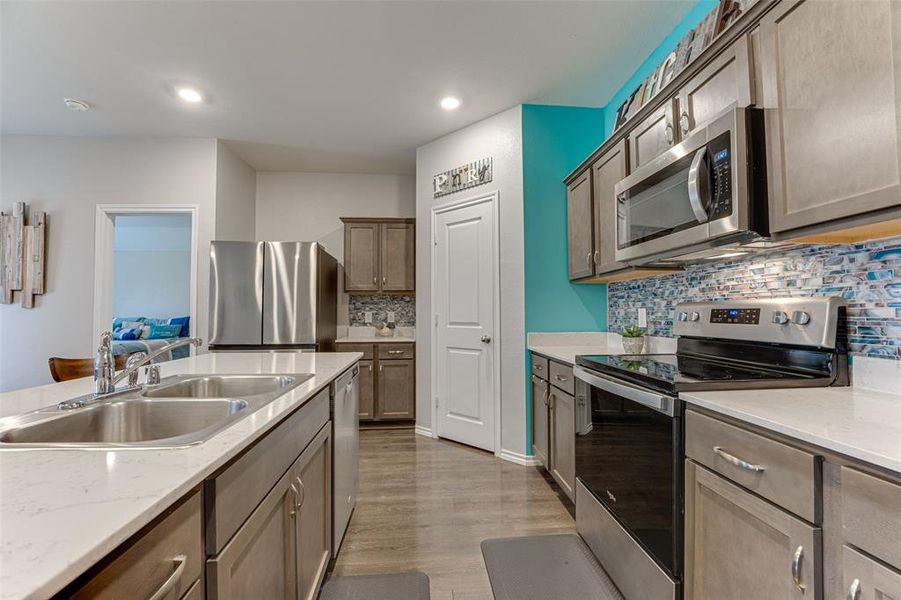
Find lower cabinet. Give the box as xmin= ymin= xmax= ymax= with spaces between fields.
xmin=530 ymin=353 xmax=576 ymax=502
xmin=842 ymin=545 xmax=901 ymax=600
xmin=208 ymin=425 xmax=332 ymax=600
xmin=337 ymin=342 xmax=415 ymax=422
xmin=530 ymin=375 xmax=549 ymax=468
xmin=685 ymin=460 xmax=820 ymax=599
xmin=549 ymin=387 xmax=576 ymax=501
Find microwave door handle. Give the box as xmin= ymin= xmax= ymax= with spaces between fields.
xmin=687 ymin=146 xmax=710 ymax=223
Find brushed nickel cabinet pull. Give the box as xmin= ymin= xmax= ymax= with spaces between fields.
xmin=847 ymin=578 xmax=860 ymax=600
xmin=554 ymin=374 xmax=567 ymax=382
xmin=148 ymin=555 xmax=187 ymax=600
xmin=791 ymin=545 xmax=805 ymax=591
xmin=295 ymin=476 xmax=305 ymax=509
xmin=713 ymin=446 xmax=766 ymax=472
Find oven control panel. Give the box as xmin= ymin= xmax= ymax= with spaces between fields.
xmin=710 ymin=308 xmax=760 ymax=325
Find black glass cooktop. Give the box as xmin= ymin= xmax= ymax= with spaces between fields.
xmin=576 ymin=353 xmax=824 ymax=395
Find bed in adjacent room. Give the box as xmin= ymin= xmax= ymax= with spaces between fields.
xmin=110 ymin=316 xmax=191 ymax=363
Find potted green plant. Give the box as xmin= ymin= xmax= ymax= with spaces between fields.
xmin=621 ymin=325 xmax=646 ymax=354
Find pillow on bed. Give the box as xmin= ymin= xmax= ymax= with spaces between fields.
xmin=112 ymin=327 xmax=142 ymax=341
xmin=147 ymin=324 xmax=183 ymax=339
xmin=168 ymin=316 xmax=190 ymax=337
xmin=113 ymin=317 xmax=145 ymax=331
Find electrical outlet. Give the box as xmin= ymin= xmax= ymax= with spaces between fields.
xmin=638 ymin=308 xmax=648 ymax=328
xmin=387 ymin=311 xmax=395 ymax=323
xmin=364 ymin=311 xmax=373 ymax=324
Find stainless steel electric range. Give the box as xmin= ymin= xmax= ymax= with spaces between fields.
xmin=573 ymin=298 xmax=849 ymax=600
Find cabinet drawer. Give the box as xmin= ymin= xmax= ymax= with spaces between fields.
xmin=335 ymin=342 xmax=373 ymax=359
xmin=70 ymin=491 xmax=203 ymax=600
xmin=843 ymin=545 xmax=901 ymax=600
xmin=548 ymin=361 xmax=574 ymax=396
xmin=841 ymin=466 xmax=901 ymax=569
xmin=181 ymin=578 xmax=203 ymax=600
xmin=205 ymin=388 xmax=330 ymax=554
xmin=531 ymin=354 xmax=549 ymax=380
xmin=377 ymin=343 xmax=414 ymax=360
xmin=685 ymin=410 xmax=819 ymax=522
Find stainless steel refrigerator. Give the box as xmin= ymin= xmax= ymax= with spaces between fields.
xmin=209 ymin=241 xmax=337 ymax=351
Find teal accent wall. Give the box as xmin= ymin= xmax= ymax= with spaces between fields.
xmin=602 ymin=0 xmax=718 ymax=136
xmin=522 ymin=104 xmax=607 ymax=452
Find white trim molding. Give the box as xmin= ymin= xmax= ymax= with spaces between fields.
xmin=413 ymin=425 xmax=434 ymax=438
xmin=498 ymin=449 xmax=543 ymax=467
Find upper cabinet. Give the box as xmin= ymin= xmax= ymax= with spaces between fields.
xmin=677 ymin=34 xmax=753 ymax=138
xmin=759 ymin=0 xmax=901 ymax=234
xmin=566 ymin=170 xmax=594 ymax=280
xmin=591 ymin=138 xmax=628 ymax=275
xmin=342 ymin=218 xmax=415 ymax=294
xmin=629 ymin=99 xmax=677 ymax=171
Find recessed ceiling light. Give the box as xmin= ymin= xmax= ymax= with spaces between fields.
xmin=177 ymin=87 xmax=203 ymax=104
xmin=63 ymin=97 xmax=90 ymax=112
xmin=440 ymin=96 xmax=461 ymax=111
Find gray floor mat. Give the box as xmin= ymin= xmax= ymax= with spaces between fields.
xmin=481 ymin=534 xmax=624 ymax=600
xmin=319 ymin=571 xmax=430 ymax=600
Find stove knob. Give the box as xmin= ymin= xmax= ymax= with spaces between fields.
xmin=791 ymin=310 xmax=811 ymax=325
xmin=677 ymin=311 xmax=689 ymax=322
xmin=689 ymin=311 xmax=701 ymax=322
xmin=772 ymin=311 xmax=790 ymax=325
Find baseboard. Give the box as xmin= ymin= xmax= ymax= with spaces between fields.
xmin=498 ymin=449 xmax=543 ymax=466
xmin=413 ymin=425 xmax=433 ymax=438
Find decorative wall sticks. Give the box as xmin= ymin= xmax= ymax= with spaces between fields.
xmin=1 ymin=202 xmax=46 ymax=308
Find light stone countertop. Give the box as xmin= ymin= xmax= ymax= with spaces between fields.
xmin=681 ymin=385 xmax=901 ymax=476
xmin=0 ymin=351 xmax=362 ymax=600
xmin=527 ymin=332 xmax=677 ymax=366
xmin=336 ymin=336 xmax=416 ymax=344
xmin=336 ymin=325 xmax=415 ymax=344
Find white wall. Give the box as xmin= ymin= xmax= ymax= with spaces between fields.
xmin=0 ymin=136 xmax=217 ymax=392
xmin=415 ymin=106 xmax=527 ymax=457
xmin=113 ymin=214 xmax=192 ymax=319
xmin=215 ymin=141 xmax=256 ymax=241
xmin=255 ymin=172 xmax=416 ymax=326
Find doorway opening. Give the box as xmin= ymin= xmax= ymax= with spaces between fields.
xmin=93 ymin=205 xmax=198 ymax=361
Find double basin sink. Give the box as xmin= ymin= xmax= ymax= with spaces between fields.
xmin=0 ymin=374 xmax=312 ymax=449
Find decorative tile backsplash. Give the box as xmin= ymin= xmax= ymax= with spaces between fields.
xmin=608 ymin=236 xmax=901 ymax=359
xmin=348 ymin=295 xmax=416 ymax=326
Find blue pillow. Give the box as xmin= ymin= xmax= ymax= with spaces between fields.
xmin=112 ymin=316 xmax=145 ymax=331
xmin=147 ymin=324 xmax=183 ymax=339
xmin=168 ymin=316 xmax=190 ymax=337
xmin=113 ymin=327 xmax=142 ymax=341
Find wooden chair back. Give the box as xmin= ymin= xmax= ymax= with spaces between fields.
xmin=48 ymin=353 xmax=133 ymax=383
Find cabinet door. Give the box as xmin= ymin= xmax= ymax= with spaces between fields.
xmin=591 ymin=138 xmax=628 ymax=274
xmin=567 ymin=169 xmax=594 ymax=280
xmin=207 ymin=468 xmax=298 ymax=600
xmin=358 ymin=359 xmax=375 ymax=420
xmin=676 ymin=35 xmax=753 ymax=139
xmin=380 ymin=222 xmax=415 ymax=292
xmin=294 ymin=426 xmax=332 ymax=600
xmin=760 ymin=0 xmax=901 ymax=233
xmin=629 ymin=98 xmax=677 ymax=171
xmin=549 ymin=388 xmax=575 ymax=501
xmin=685 ymin=461 xmax=820 ymax=599
xmin=842 ymin=545 xmax=901 ymax=600
xmin=530 ymin=375 xmax=549 ymax=468
xmin=344 ymin=222 xmax=380 ymax=291
xmin=376 ymin=359 xmax=415 ymax=420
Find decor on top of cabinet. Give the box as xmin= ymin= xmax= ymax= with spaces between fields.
xmin=612 ymin=0 xmax=752 ymax=131
xmin=1 ymin=201 xmax=46 ymax=308
xmin=620 ymin=325 xmax=646 ymax=354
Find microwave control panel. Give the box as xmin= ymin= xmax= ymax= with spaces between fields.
xmin=708 ymin=132 xmax=733 ymax=219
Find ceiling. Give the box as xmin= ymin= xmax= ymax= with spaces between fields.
xmin=1 ymin=1 xmax=694 ymax=174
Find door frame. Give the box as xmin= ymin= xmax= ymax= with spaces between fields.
xmin=92 ymin=204 xmax=199 ymax=344
xmin=430 ymin=190 xmax=501 ymax=456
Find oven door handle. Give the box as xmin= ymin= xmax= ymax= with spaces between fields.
xmin=574 ymin=366 xmax=675 ymax=417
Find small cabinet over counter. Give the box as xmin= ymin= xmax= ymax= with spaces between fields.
xmin=341 ymin=217 xmax=415 ymax=294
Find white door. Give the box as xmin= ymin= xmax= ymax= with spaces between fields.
xmin=433 ymin=195 xmax=497 ymax=452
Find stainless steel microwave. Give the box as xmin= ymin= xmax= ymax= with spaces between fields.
xmin=614 ymin=106 xmax=768 ymax=265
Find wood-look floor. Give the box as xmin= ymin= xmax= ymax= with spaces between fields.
xmin=332 ymin=428 xmax=576 ymax=600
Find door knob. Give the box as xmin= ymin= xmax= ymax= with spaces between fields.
xmin=481 ymin=335 xmax=492 ymax=343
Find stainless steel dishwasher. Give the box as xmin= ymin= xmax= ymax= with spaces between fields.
xmin=331 ymin=364 xmax=359 ymax=558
